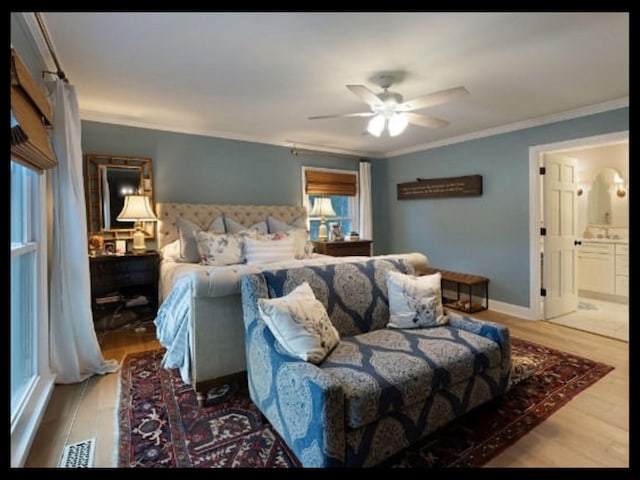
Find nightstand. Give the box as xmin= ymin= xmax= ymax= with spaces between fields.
xmin=312 ymin=239 xmax=372 ymax=257
xmin=89 ymin=251 xmax=159 ymax=330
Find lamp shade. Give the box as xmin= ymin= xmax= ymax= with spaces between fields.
xmin=116 ymin=195 xmax=157 ymax=222
xmin=309 ymin=197 xmax=337 ymax=218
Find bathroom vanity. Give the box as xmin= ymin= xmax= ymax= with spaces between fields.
xmin=578 ymin=238 xmax=628 ymax=300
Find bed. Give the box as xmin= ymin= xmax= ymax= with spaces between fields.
xmin=153 ymin=202 xmax=429 ymax=405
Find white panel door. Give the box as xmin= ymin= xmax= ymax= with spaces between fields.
xmin=543 ymin=154 xmax=578 ymax=319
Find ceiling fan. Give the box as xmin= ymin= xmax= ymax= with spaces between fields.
xmin=308 ymin=74 xmax=469 ymax=137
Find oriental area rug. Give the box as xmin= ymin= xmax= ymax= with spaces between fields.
xmin=117 ymin=337 xmax=613 ymax=468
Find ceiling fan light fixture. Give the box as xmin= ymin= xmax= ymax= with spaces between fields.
xmin=367 ymin=114 xmax=385 ymax=137
xmin=388 ymin=113 xmax=409 ymax=136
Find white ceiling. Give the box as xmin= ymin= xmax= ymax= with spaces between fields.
xmin=37 ymin=12 xmax=628 ymax=158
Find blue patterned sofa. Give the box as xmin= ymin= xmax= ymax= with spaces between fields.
xmin=240 ymin=257 xmax=511 ymax=467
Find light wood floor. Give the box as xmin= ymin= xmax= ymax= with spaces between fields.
xmin=24 ymin=311 xmax=629 ymax=468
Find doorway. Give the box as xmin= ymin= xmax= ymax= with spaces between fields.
xmin=528 ymin=130 xmax=629 ymax=339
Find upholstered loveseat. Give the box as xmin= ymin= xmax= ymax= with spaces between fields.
xmin=240 ymin=257 xmax=512 ymax=467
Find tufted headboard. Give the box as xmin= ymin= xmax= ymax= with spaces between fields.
xmin=156 ymin=202 xmax=307 ymax=249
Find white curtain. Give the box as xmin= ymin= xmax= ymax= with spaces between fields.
xmin=48 ymin=79 xmax=119 ymax=383
xmin=359 ymin=161 xmax=373 ymax=240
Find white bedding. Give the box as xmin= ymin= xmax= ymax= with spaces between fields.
xmin=155 ymin=252 xmax=427 ymax=383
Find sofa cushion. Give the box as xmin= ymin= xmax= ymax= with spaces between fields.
xmin=321 ymin=325 xmax=503 ymax=429
xmin=261 ymin=258 xmax=411 ymax=337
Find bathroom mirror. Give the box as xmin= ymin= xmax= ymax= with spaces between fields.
xmin=85 ymin=154 xmax=155 ymax=240
xmin=587 ymin=167 xmax=627 ymax=227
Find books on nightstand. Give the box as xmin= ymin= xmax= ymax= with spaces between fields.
xmin=95 ymin=294 xmax=122 ymax=305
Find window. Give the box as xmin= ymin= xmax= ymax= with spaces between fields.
xmin=302 ymin=167 xmax=359 ymax=240
xmin=11 ymin=159 xmax=52 ymax=467
xmin=10 ymin=161 xmax=38 ymax=418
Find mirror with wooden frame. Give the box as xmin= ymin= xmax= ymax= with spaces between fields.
xmin=85 ymin=154 xmax=155 ymax=241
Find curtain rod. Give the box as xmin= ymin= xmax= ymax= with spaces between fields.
xmin=290 ymin=147 xmax=367 ymax=161
xmin=34 ymin=12 xmax=68 ymax=83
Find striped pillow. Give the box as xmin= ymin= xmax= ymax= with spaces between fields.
xmin=244 ymin=236 xmax=296 ymax=264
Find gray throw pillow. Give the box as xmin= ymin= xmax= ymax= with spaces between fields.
xmin=224 ymin=216 xmax=268 ymax=234
xmin=177 ymin=216 xmax=225 ymax=263
xmin=267 ymin=214 xmax=307 ymax=233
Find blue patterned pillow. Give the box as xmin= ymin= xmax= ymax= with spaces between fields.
xmin=387 ymin=271 xmax=448 ymax=328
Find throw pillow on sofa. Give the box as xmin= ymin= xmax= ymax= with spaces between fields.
xmin=387 ymin=270 xmax=448 ymax=328
xmin=258 ymin=282 xmax=340 ymax=363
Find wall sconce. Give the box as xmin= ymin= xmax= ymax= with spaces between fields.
xmin=614 ymin=174 xmax=627 ymax=198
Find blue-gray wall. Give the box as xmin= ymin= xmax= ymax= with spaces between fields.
xmin=372 ymin=108 xmax=629 ymax=307
xmin=11 ymin=15 xmax=46 ymax=83
xmin=81 ymin=121 xmax=359 ymax=206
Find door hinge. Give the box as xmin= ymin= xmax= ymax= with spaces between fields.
xmin=540 ymin=288 xmax=547 ymax=297
xmin=539 ymin=167 xmax=546 ymax=175
xmin=540 ymin=227 xmax=546 ymax=236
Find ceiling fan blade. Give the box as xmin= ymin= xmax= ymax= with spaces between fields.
xmin=397 ymin=86 xmax=469 ymax=112
xmin=308 ymin=112 xmax=374 ymax=120
xmin=405 ymin=112 xmax=449 ymax=129
xmin=346 ymin=85 xmax=384 ymax=108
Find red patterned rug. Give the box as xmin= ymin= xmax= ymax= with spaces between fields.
xmin=117 ymin=337 xmax=613 ymax=468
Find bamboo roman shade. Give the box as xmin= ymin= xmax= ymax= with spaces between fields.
xmin=10 ymin=48 xmax=57 ymax=172
xmin=305 ymin=170 xmax=357 ymax=196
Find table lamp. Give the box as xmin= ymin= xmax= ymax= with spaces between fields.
xmin=309 ymin=197 xmax=336 ymax=241
xmin=116 ymin=194 xmax=157 ymax=253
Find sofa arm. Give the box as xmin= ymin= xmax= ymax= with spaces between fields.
xmin=241 ymin=275 xmax=346 ymax=467
xmin=447 ymin=312 xmax=512 ymax=383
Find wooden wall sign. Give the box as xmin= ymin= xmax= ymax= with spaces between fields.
xmin=397 ymin=175 xmax=483 ymax=200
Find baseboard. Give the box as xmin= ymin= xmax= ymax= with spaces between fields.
xmin=579 ymin=290 xmax=628 ymax=305
xmin=488 ymin=299 xmax=536 ymax=320
xmin=440 ymin=286 xmax=536 ymax=320
xmin=11 ymin=372 xmax=56 ymax=467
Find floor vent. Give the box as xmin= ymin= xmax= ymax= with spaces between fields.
xmin=59 ymin=438 xmax=95 ymax=468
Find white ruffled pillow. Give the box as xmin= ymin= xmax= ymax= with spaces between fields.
xmin=256 ymin=229 xmax=313 ymax=259
xmin=258 ymin=282 xmax=340 ymax=364
xmin=244 ymin=235 xmax=297 ymax=264
xmin=195 ymin=231 xmax=244 ymax=266
xmin=159 ymin=239 xmax=181 ymax=262
xmin=387 ymin=271 xmax=448 ymax=328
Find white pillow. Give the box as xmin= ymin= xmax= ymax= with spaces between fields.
xmin=387 ymin=271 xmax=448 ymax=328
xmin=257 ymin=229 xmax=313 ymax=259
xmin=177 ymin=216 xmax=225 ymax=263
xmin=244 ymin=236 xmax=297 ymax=264
xmin=258 ymin=282 xmax=340 ymax=364
xmin=159 ymin=239 xmax=181 ymax=262
xmin=224 ymin=216 xmax=268 ymax=234
xmin=195 ymin=231 xmax=244 ymax=266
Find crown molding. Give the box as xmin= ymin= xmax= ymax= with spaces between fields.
xmin=80 ymin=109 xmax=379 ymax=159
xmin=14 ymin=12 xmax=57 ymax=72
xmin=385 ymin=97 xmax=629 ymax=158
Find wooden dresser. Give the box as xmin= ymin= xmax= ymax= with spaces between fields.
xmin=89 ymin=251 xmax=159 ymax=329
xmin=312 ymin=239 xmax=372 ymax=257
